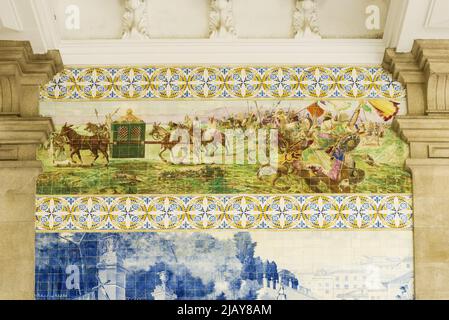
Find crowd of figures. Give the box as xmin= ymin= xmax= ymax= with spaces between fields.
xmin=43 ymin=100 xmax=397 ymax=193
xmin=150 ymin=100 xmax=394 ymax=192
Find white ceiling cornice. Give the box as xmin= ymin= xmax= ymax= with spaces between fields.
xmin=58 ymin=39 xmax=386 ymax=66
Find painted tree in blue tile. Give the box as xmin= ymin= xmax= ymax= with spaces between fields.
xmin=35 ymin=232 xmax=300 ymax=300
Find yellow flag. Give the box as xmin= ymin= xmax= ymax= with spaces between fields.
xmin=368 ymin=99 xmax=399 ymax=121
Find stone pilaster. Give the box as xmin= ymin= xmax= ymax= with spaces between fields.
xmin=0 ymin=41 xmax=63 ymax=299
xmin=385 ymin=40 xmax=449 ymax=300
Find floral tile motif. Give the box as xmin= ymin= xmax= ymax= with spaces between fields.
xmin=40 ymin=66 xmax=405 ymax=100
xmin=35 ymin=194 xmax=413 ymax=232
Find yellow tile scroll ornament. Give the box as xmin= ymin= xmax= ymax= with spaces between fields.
xmin=35 ymin=194 xmax=413 ymax=232
xmin=41 ymin=66 xmax=405 ymax=100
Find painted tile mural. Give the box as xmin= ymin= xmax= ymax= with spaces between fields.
xmin=35 ymin=231 xmax=413 ymax=300
xmin=37 ymin=99 xmax=410 ymax=195
xmin=36 ymin=65 xmax=413 ymax=300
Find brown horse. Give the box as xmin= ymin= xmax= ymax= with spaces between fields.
xmin=60 ymin=124 xmax=109 ymax=165
xmin=149 ymin=123 xmax=181 ymax=163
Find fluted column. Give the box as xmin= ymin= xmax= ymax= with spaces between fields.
xmin=385 ymin=40 xmax=449 ymax=300
xmin=0 ymin=40 xmax=63 ymax=299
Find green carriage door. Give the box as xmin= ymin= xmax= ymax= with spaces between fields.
xmin=111 ymin=122 xmax=146 ymax=158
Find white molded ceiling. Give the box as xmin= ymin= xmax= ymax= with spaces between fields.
xmin=53 ymin=0 xmax=390 ymax=40
xmin=2 ymin=0 xmax=449 ymax=64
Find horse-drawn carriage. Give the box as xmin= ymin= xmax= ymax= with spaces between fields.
xmin=111 ymin=110 xmax=146 ymax=159
xmin=53 ymin=109 xmax=148 ymax=165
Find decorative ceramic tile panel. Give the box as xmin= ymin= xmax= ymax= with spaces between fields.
xmin=36 ymin=99 xmax=411 ymax=195
xmin=35 ymin=194 xmax=413 ymax=232
xmin=35 ymin=231 xmax=413 ymax=300
xmin=35 ymin=64 xmax=413 ymax=300
xmin=40 ymin=66 xmax=405 ymax=100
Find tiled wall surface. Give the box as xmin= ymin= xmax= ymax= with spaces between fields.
xmin=36 ymin=231 xmax=413 ymax=300
xmin=41 ymin=66 xmax=405 ymax=100
xmin=36 ymin=194 xmax=412 ymax=232
xmin=35 ymin=65 xmax=413 ymax=300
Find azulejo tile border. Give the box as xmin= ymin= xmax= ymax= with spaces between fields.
xmin=35 ymin=194 xmax=413 ymax=232
xmin=40 ymin=66 xmax=405 ymax=100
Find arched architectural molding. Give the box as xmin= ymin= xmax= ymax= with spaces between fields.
xmin=0 ymin=40 xmax=62 ymax=299
xmin=384 ymin=39 xmax=449 ymax=300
